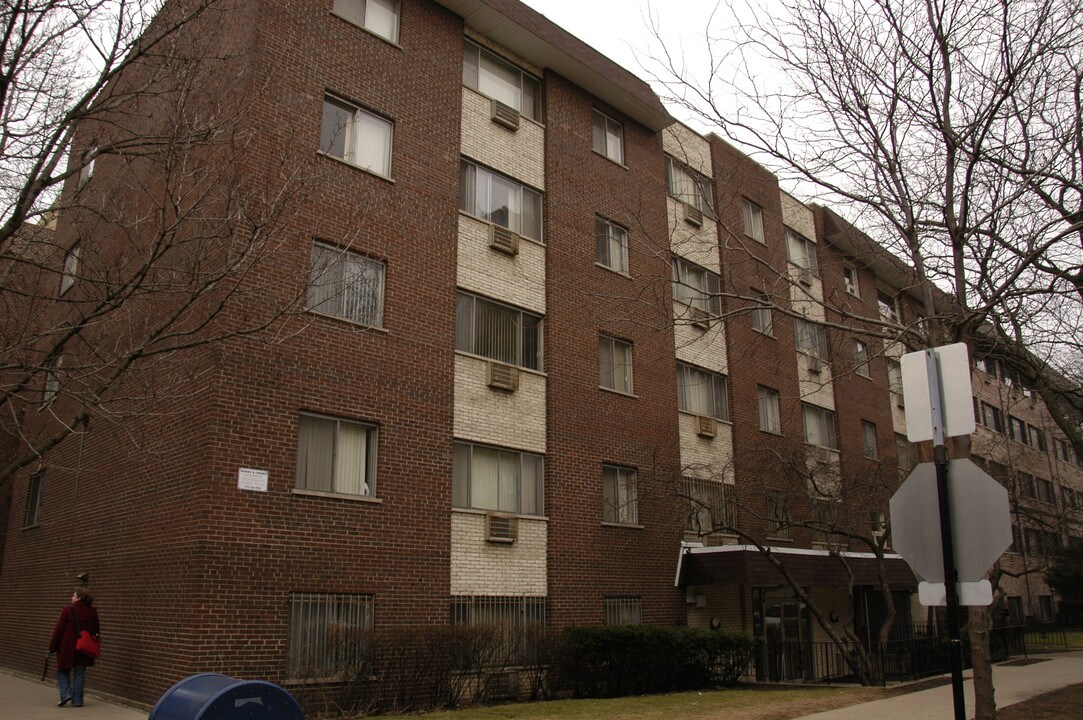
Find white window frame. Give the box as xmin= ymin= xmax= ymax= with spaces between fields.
xmin=599 ymin=335 xmax=633 ymax=394
xmin=320 ymin=95 xmax=393 ymax=177
xmin=595 ymin=216 xmax=628 ymax=273
xmin=665 ymin=156 xmax=715 ymax=219
xmin=794 ymin=317 xmax=828 ymax=360
xmin=602 ymin=465 xmax=638 ymax=525
xmin=307 ymin=241 xmax=386 ymax=327
xmin=751 ymin=291 xmax=773 ymax=336
xmin=843 ymin=265 xmax=860 ymax=297
xmin=295 ymin=413 xmax=378 ymax=497
xmin=287 ymin=592 xmax=374 ymax=679
xmin=672 ymin=257 xmax=721 ymax=315
xmin=758 ymin=386 xmax=781 ymax=434
xmin=43 ymin=355 xmax=63 ymax=403
xmin=452 ymin=441 xmax=544 ymax=516
xmin=592 ymin=109 xmax=624 ymax=164
xmin=459 ymin=160 xmax=543 ymax=241
xmin=455 ymin=291 xmax=543 ymax=371
xmin=785 ymin=228 xmax=818 ymax=276
xmin=60 ymin=243 xmax=81 ymax=296
xmin=853 ymin=339 xmax=870 ymax=378
xmin=78 ymin=148 xmax=96 ymax=186
xmin=861 ymin=420 xmax=878 ymax=459
xmin=742 ymin=198 xmax=765 ymax=243
xmin=331 ymin=0 xmax=400 ymax=43
xmin=462 ymin=40 xmax=541 ymax=120
xmin=802 ymin=403 xmax=838 ymax=450
xmin=677 ymin=363 xmax=729 ymax=421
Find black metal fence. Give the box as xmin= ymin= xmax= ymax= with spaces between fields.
xmin=751 ymin=622 xmax=1069 ymax=685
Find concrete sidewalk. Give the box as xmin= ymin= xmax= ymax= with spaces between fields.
xmin=0 ymin=667 xmax=147 ymax=720
xmin=795 ymin=651 xmax=1083 ymax=719
xmin=2 ymin=651 xmax=1081 ymax=720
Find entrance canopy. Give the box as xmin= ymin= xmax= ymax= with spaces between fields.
xmin=675 ymin=544 xmax=916 ymax=588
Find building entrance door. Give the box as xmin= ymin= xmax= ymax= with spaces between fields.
xmin=753 ymin=587 xmax=812 ymax=681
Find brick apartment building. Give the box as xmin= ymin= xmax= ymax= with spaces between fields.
xmin=1 ymin=0 xmax=1080 ymax=705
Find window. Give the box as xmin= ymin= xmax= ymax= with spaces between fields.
xmin=460 ymin=160 xmax=542 ymax=241
xmin=877 ymin=288 xmax=898 ymax=323
xmin=887 ymin=359 xmax=903 ymax=396
xmin=456 ymin=291 xmax=543 ymax=370
xmin=78 ymin=147 xmax=95 ymax=186
xmin=320 ymin=96 xmax=392 ymax=176
xmin=758 ymin=386 xmax=781 ymax=434
xmin=1054 ymin=438 xmax=1080 ymax=466
xmin=975 ymin=356 xmax=996 ymax=376
xmin=742 ymin=199 xmax=764 ymax=242
xmin=288 ymin=592 xmax=374 ymax=678
xmin=861 ymin=420 xmax=878 ymax=459
xmin=677 ymin=364 xmax=729 ymax=421
xmin=794 ymin=318 xmax=828 ymax=360
xmin=1039 ymin=595 xmax=1055 ymax=623
xmin=785 ymin=228 xmax=818 ymax=278
xmin=24 ymin=471 xmax=43 ymax=528
xmin=307 ymin=242 xmax=385 ymax=326
xmin=604 ymin=597 xmax=642 ymax=625
xmin=809 ymin=499 xmax=839 ymax=544
xmin=843 ymin=265 xmax=860 ymax=297
xmin=683 ymin=477 xmax=730 ymax=535
xmin=463 ymin=40 xmax=541 ymax=120
xmin=1063 ymin=486 xmax=1081 ymax=510
xmin=43 ymin=356 xmax=62 ymax=403
xmin=451 ymin=595 xmax=546 ymax=664
xmin=1036 ymin=477 xmax=1056 ymax=505
xmin=869 ymin=511 xmax=887 ymax=542
xmin=802 ymin=403 xmax=838 ymax=450
xmin=853 ymin=340 xmax=870 ymax=377
xmin=1018 ymin=473 xmax=1037 ymax=499
xmin=599 ymin=335 xmax=633 ymax=394
xmin=896 ymin=433 xmax=916 ymax=475
xmin=60 ymin=244 xmax=80 ymax=296
xmin=1028 ymin=425 xmax=1047 ymax=452
xmin=332 ymin=0 xmax=399 ymax=42
xmin=1008 ymin=415 xmax=1028 ymax=444
xmin=592 ymin=110 xmax=623 ymax=163
xmin=751 ymin=291 xmax=773 ymax=335
xmin=595 ymin=217 xmax=628 ymax=273
xmin=665 ymin=156 xmax=715 ymax=218
xmin=296 ymin=414 xmax=377 ymax=497
xmin=766 ymin=492 xmax=790 ymax=538
xmin=602 ymin=465 xmax=638 ymax=524
xmin=980 ymin=401 xmax=1004 ymax=432
xmin=452 ymin=442 xmax=543 ymax=515
xmin=672 ymin=257 xmax=721 ymax=316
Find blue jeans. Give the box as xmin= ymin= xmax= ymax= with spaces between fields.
xmin=57 ymin=665 xmax=86 ymax=706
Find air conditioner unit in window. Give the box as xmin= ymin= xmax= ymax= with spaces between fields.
xmin=487 ymin=361 xmax=520 ymax=391
xmin=683 ymin=203 xmax=703 ymax=227
xmin=696 ymin=415 xmax=717 ymax=438
xmin=895 ymin=394 xmax=906 ymax=409
xmin=489 ymin=224 xmax=520 ymax=256
xmin=690 ymin=305 xmax=711 ymax=330
xmin=806 ymin=355 xmax=823 ymax=373
xmin=485 ymin=513 xmax=518 ymax=543
xmin=491 ymin=99 xmax=520 ymax=130
xmin=798 ymin=267 xmax=813 ymax=287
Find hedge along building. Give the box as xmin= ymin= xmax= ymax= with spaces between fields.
xmin=1 ymin=0 xmax=1079 ymax=706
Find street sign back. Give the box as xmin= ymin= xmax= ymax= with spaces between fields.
xmin=889 ymin=459 xmax=1011 ymax=583
xmin=901 ymin=344 xmax=976 ymax=442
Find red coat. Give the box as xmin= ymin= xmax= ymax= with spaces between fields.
xmin=49 ymin=601 xmax=99 ymax=670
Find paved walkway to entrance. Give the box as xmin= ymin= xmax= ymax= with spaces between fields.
xmin=0 ymin=667 xmax=147 ymax=720
xmin=795 ymin=651 xmax=1083 ymax=719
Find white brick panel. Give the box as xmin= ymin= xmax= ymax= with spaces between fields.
xmin=454 ymin=354 xmax=546 ymax=453
xmin=461 ymin=88 xmax=545 ymax=190
xmin=458 ymin=215 xmax=546 ymax=314
xmin=450 ymin=512 xmax=548 ymax=596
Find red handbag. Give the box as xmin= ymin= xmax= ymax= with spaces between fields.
xmin=73 ymin=613 xmax=101 ymax=658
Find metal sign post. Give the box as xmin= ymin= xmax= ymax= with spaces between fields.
xmin=925 ymin=349 xmax=966 ymax=720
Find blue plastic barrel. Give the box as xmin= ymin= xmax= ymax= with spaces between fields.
xmin=147 ymin=673 xmax=304 ymax=720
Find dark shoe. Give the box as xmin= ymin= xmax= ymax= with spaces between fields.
xmin=71 ymin=704 xmax=83 ymax=707
xmin=58 ymin=697 xmax=71 ymax=707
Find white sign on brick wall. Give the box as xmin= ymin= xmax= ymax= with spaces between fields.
xmin=237 ymin=467 xmax=268 ymax=492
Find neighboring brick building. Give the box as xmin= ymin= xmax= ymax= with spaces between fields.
xmin=0 ymin=0 xmax=1079 ymax=706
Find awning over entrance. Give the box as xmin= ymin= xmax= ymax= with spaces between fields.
xmin=675 ymin=544 xmax=916 ymax=588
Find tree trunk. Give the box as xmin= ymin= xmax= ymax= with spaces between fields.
xmin=970 ymin=606 xmax=996 ymax=720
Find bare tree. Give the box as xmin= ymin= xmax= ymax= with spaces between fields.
xmin=0 ymin=2 xmax=351 ymax=500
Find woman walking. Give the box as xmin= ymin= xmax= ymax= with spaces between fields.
xmin=48 ymin=587 xmax=100 ymax=707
